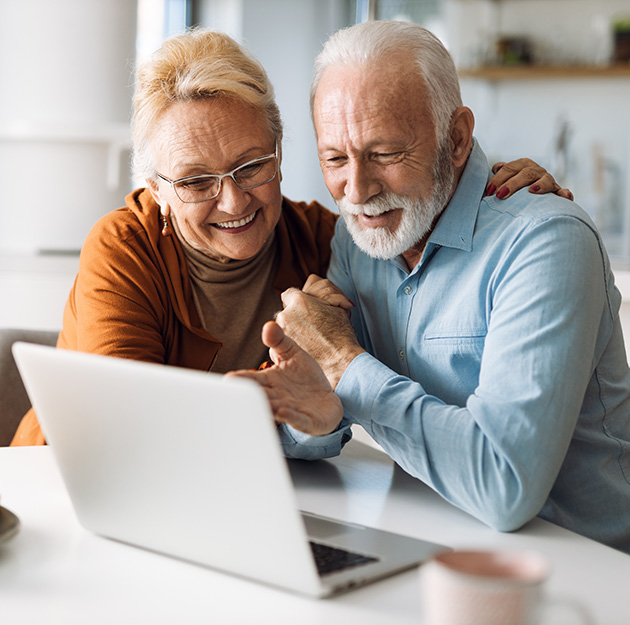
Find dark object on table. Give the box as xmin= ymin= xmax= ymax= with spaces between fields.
xmin=0 ymin=504 xmax=20 ymax=544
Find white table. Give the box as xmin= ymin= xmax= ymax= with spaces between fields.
xmin=1 ymin=442 xmax=628 ymax=624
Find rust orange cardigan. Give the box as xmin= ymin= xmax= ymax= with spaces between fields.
xmin=11 ymin=189 xmax=337 ymax=446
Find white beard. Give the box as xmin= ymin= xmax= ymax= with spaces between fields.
xmin=336 ymin=140 xmax=455 ymax=261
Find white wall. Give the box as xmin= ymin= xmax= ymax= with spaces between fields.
xmin=195 ymin=0 xmax=352 ymax=211
xmin=447 ymin=0 xmax=630 ymax=264
xmin=0 ymin=254 xmax=78 ymax=331
xmin=0 ymin=0 xmax=137 ymax=254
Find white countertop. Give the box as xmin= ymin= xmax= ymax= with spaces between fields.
xmin=1 ymin=442 xmax=628 ymax=624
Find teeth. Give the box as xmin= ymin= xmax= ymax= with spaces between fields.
xmin=214 ymin=211 xmax=257 ymax=229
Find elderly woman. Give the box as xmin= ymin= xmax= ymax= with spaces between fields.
xmin=11 ymin=28 xmax=565 ymax=446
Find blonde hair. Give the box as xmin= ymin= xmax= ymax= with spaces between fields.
xmin=310 ymin=21 xmax=462 ymax=142
xmin=132 ymin=28 xmax=283 ymax=180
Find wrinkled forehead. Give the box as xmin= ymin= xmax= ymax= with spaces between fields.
xmin=312 ymin=55 xmax=435 ymax=146
xmin=148 ymin=97 xmax=276 ymax=174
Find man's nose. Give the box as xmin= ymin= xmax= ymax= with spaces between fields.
xmin=214 ymin=176 xmax=250 ymax=214
xmin=343 ymin=160 xmax=381 ymax=205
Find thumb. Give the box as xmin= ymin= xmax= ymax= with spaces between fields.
xmin=262 ymin=321 xmax=300 ymax=364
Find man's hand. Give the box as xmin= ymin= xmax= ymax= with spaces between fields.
xmin=301 ymin=274 xmax=354 ymax=312
xmin=486 ymin=158 xmax=574 ymax=201
xmin=276 ymin=280 xmax=364 ymax=389
xmin=228 ymin=321 xmax=343 ymax=436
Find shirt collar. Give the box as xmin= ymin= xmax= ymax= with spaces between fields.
xmin=426 ymin=139 xmax=490 ymax=254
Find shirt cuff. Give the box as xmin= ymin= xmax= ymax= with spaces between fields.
xmin=335 ymin=352 xmax=400 ymax=433
xmin=277 ymin=419 xmax=352 ymax=460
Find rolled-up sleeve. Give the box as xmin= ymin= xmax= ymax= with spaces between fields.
xmin=277 ymin=419 xmax=353 ymax=460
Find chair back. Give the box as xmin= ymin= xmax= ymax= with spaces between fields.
xmin=0 ymin=328 xmax=59 ymax=446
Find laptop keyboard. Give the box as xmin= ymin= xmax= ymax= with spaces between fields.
xmin=309 ymin=541 xmax=378 ymax=576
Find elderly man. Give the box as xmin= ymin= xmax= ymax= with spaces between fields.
xmin=234 ymin=21 xmax=630 ymax=552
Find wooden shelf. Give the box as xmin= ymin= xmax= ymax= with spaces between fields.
xmin=459 ymin=64 xmax=630 ymax=81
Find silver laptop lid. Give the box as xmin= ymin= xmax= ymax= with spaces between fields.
xmin=12 ymin=342 xmax=323 ymax=596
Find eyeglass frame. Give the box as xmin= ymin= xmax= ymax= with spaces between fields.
xmin=155 ymin=142 xmax=279 ymax=204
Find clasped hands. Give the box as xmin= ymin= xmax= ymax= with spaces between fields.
xmin=228 ymin=275 xmax=364 ymax=436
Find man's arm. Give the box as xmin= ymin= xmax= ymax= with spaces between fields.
xmin=330 ymin=215 xmax=609 ymax=531
xmin=271 ymin=214 xmax=611 ymax=532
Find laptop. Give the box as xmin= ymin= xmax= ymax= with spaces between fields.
xmin=12 ymin=342 xmax=448 ymax=598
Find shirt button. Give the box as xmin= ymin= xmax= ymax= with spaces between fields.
xmin=404 ymin=285 xmax=412 ymax=295
xmin=399 ymin=349 xmax=405 ymax=359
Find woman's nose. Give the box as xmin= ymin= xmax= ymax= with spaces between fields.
xmin=214 ymin=176 xmax=250 ymax=214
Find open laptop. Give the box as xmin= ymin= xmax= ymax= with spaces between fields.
xmin=12 ymin=342 xmax=448 ymax=597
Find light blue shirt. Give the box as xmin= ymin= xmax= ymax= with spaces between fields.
xmin=284 ymin=140 xmax=630 ymax=552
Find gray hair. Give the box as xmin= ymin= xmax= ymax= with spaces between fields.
xmin=310 ymin=20 xmax=462 ymax=141
xmin=132 ymin=28 xmax=283 ymax=181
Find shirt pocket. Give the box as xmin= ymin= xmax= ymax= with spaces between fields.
xmin=423 ymin=327 xmax=487 ymax=351
xmin=420 ymin=328 xmax=487 ymax=400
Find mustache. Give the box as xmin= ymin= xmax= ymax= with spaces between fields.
xmin=336 ymin=193 xmax=414 ymax=217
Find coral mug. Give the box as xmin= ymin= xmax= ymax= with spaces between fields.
xmin=421 ymin=549 xmax=592 ymax=625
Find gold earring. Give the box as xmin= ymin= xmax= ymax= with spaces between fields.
xmin=161 ymin=214 xmax=172 ymax=237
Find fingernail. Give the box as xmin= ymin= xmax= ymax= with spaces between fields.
xmin=348 ymin=299 xmax=356 ymax=307
xmin=568 ymin=191 xmax=574 ymax=201
xmin=485 ymin=183 xmax=496 ymax=197
xmin=496 ymin=187 xmax=509 ymax=199
xmin=530 ymin=184 xmax=541 ymax=193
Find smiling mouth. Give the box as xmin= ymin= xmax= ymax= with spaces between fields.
xmin=356 ymin=209 xmax=399 ymax=226
xmin=361 ymin=209 xmax=395 ymax=218
xmin=213 ymin=210 xmax=258 ymax=230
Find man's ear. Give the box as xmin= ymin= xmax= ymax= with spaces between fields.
xmin=449 ymin=106 xmax=475 ymax=168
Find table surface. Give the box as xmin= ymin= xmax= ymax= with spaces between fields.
xmin=1 ymin=441 xmax=629 ymax=625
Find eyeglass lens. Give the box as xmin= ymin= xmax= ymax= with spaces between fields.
xmin=173 ymin=154 xmax=277 ymax=203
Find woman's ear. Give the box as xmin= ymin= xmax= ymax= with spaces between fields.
xmin=449 ymin=107 xmax=475 ymax=168
xmin=147 ymin=178 xmax=169 ymax=216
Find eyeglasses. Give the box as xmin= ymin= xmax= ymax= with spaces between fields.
xmin=156 ymin=143 xmax=278 ymax=203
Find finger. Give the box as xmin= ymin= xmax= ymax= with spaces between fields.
xmin=307 ymin=285 xmax=354 ymax=310
xmin=272 ymin=310 xmax=288 ymax=338
xmin=303 ymin=277 xmax=354 ymax=310
xmin=226 ymin=369 xmax=276 ymax=391
xmin=261 ymin=320 xmax=303 ymax=365
xmin=321 ymin=294 xmax=354 ymax=311
xmin=486 ymin=159 xmax=540 ymax=198
xmin=262 ymin=320 xmax=286 ymax=349
xmin=226 ymin=370 xmax=279 ymax=405
xmin=555 ymin=187 xmax=574 ymax=201
xmin=225 ymin=369 xmax=258 ymax=380
xmin=525 ymin=172 xmax=561 ymax=195
xmin=280 ymin=287 xmax=301 ymax=308
xmin=486 ymin=159 xmax=530 ymax=192
xmin=495 ymin=170 xmax=546 ymax=199
xmin=302 ymin=274 xmax=326 ymax=293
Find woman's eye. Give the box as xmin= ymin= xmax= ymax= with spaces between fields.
xmin=181 ymin=178 xmax=213 ymax=191
xmin=235 ymin=163 xmax=263 ymax=180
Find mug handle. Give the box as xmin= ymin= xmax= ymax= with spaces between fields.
xmin=541 ymin=595 xmax=596 ymax=625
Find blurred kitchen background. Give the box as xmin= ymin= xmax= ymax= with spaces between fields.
xmin=1 ymin=0 xmax=630 ymax=349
